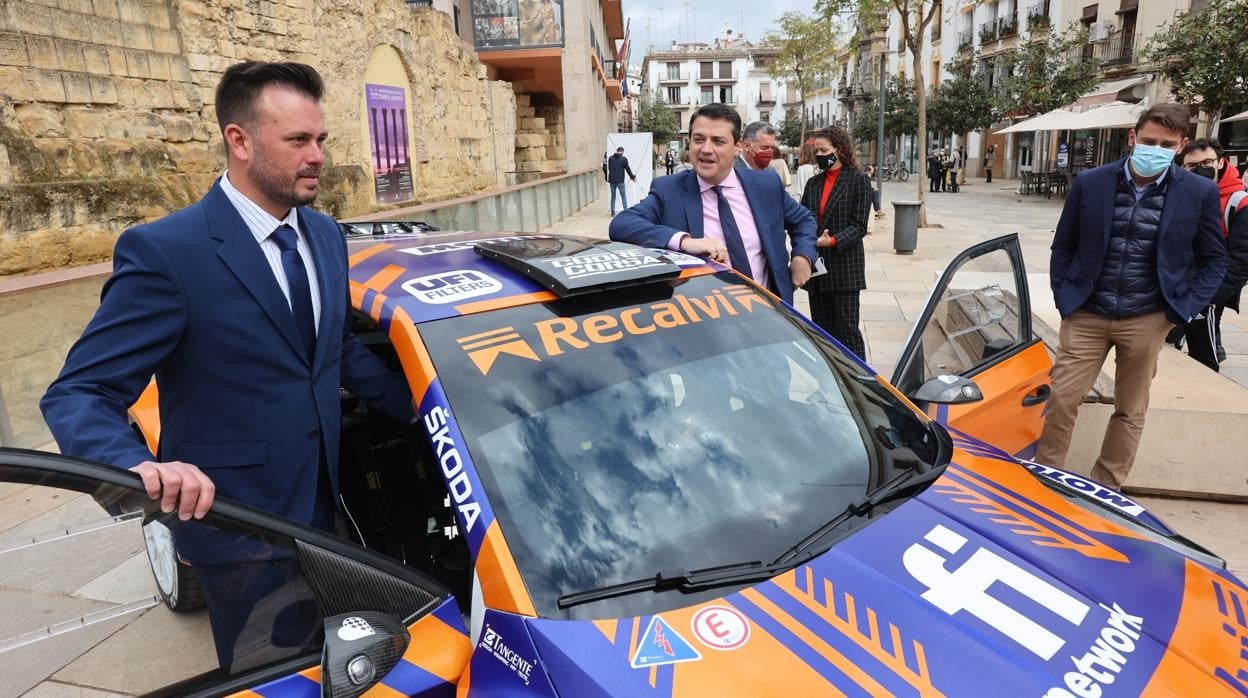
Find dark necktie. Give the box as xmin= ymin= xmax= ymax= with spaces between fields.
xmin=271 ymin=224 xmax=317 ymax=360
xmin=712 ymin=185 xmax=753 ymax=279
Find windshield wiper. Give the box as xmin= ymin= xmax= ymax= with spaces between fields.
xmin=557 ymin=558 xmax=806 ymax=610
xmin=557 ymin=465 xmax=949 ymax=611
xmin=771 ymin=463 xmax=948 ymax=566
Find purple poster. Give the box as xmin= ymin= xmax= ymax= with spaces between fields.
xmin=366 ymin=84 xmax=414 ymax=204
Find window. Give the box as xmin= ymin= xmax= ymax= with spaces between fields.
xmin=760 ymin=111 xmax=770 ymax=122
xmin=701 ymin=86 xmax=714 ymax=104
xmin=700 ymin=61 xmax=714 ymax=79
xmin=453 ymin=5 xmax=460 ymax=35
xmin=719 ymin=61 xmax=733 ymax=79
xmin=932 ymin=1 xmax=943 ymax=40
xmin=760 ymin=82 xmax=772 ymax=101
xmin=718 ymin=86 xmax=734 ymax=103
xmin=667 ymin=86 xmax=682 ymax=103
xmin=666 ymin=62 xmax=680 ymax=80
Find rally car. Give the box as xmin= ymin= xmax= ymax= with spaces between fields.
xmin=2 ymin=230 xmax=1246 ymax=697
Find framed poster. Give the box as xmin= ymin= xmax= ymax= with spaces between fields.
xmin=473 ymin=0 xmax=563 ymax=50
xmin=365 ymin=84 xmax=414 ymax=204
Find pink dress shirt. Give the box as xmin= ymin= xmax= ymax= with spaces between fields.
xmin=666 ymin=169 xmax=769 ymax=288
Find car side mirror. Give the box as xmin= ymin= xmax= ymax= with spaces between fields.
xmin=321 ymin=612 xmax=410 ymax=697
xmin=908 ymin=374 xmax=984 ymax=405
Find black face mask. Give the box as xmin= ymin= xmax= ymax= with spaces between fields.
xmin=816 ymin=153 xmax=837 ymax=170
xmin=1194 ymin=165 xmax=1217 ymax=181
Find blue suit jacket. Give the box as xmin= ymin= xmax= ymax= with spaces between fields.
xmin=41 ymin=182 xmax=412 ymax=529
xmin=1051 ymin=160 xmax=1227 ymax=325
xmin=608 ymin=168 xmax=817 ymax=303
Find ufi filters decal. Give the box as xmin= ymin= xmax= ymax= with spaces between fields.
xmin=402 ymin=270 xmax=502 ymax=304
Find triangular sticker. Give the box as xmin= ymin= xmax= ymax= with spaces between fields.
xmin=630 ymin=615 xmax=702 ymax=668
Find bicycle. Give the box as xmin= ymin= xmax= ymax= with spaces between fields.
xmin=882 ymin=162 xmax=910 ymax=182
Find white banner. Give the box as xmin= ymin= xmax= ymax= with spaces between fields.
xmin=607 ymin=132 xmax=655 ymax=208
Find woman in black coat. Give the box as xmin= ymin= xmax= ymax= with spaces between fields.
xmin=800 ymin=126 xmax=871 ymax=358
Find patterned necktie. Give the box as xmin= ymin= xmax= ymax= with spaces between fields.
xmin=270 ymin=224 xmax=317 ymax=360
xmin=712 ymin=185 xmax=753 ymax=279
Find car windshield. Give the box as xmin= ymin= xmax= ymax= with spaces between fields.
xmin=419 ymin=273 xmax=945 ymax=619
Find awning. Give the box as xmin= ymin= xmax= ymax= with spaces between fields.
xmin=996 ymin=101 xmax=1144 ymax=134
xmin=997 ymin=109 xmax=1078 ymax=134
xmin=1074 ymin=75 xmax=1151 ymax=108
xmin=1223 ymin=109 xmax=1248 ymax=124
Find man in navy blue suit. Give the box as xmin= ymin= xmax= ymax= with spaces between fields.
xmin=1035 ymin=103 xmax=1227 ymax=489
xmin=608 ymin=103 xmax=817 ymax=304
xmin=41 ymin=62 xmax=413 ymax=668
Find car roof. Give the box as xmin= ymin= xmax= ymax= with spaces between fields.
xmin=346 ymin=230 xmax=720 ymax=328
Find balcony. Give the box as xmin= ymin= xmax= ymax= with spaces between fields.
xmin=957 ymin=29 xmax=972 ymax=52
xmin=659 ymin=72 xmax=689 ymax=83
xmin=697 ymin=72 xmax=735 ymax=83
xmin=979 ymin=23 xmax=997 ymax=44
xmin=998 ymin=15 xmax=1018 ymax=38
xmin=1095 ymin=31 xmax=1141 ymax=68
xmin=1026 ymin=5 xmax=1050 ymax=34
xmin=757 ymin=95 xmax=776 ymax=105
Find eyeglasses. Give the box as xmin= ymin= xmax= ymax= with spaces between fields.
xmin=1181 ymin=158 xmax=1219 ymax=171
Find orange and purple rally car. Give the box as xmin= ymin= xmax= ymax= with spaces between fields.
xmin=1 ymin=230 xmax=1245 ymax=697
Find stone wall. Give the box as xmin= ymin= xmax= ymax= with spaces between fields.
xmin=512 ymin=90 xmax=566 ymax=182
xmin=0 ymin=0 xmax=515 ymax=275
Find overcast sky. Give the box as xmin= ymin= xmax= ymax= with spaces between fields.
xmin=623 ymin=0 xmax=815 ymax=57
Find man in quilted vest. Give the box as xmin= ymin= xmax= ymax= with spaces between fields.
xmin=1035 ymin=103 xmax=1227 ymax=489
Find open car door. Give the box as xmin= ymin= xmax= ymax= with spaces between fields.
xmin=0 ymin=448 xmax=471 ymax=697
xmin=891 ymin=234 xmax=1053 ymax=458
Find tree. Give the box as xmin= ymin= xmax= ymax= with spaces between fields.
xmin=852 ymin=74 xmax=918 ymax=144
xmin=927 ymin=54 xmax=1000 ymax=138
xmin=1142 ymin=0 xmax=1248 ymax=134
xmin=764 ymin=11 xmax=840 ymax=141
xmin=816 ymin=1 xmax=944 ymax=225
xmin=996 ymin=23 xmax=1099 ymax=117
xmin=636 ymin=91 xmax=679 ymax=146
xmin=777 ymin=118 xmax=804 ymax=148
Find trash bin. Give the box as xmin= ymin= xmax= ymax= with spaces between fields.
xmin=892 ymin=200 xmax=921 ymax=255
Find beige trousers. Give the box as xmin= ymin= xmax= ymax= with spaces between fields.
xmin=1034 ymin=309 xmax=1173 ymax=489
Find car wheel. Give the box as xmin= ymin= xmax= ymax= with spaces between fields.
xmin=143 ymin=520 xmax=206 ymax=612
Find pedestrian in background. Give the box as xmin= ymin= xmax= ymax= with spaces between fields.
xmin=1036 ymin=103 xmax=1227 ymax=490
xmin=927 ymin=149 xmax=942 ymax=193
xmin=607 ymin=146 xmax=636 ymax=215
xmin=664 ymin=148 xmax=677 ymax=175
xmin=602 ymin=152 xmax=608 ymax=181
xmin=795 ymin=143 xmax=818 ymax=195
xmin=736 ymin=121 xmax=778 ymax=173
xmin=1168 ymin=137 xmax=1248 ymax=370
xmin=863 ymin=164 xmax=884 ymax=220
xmin=767 ymin=145 xmax=791 ymax=188
xmin=800 ymin=126 xmax=871 ymax=358
xmin=956 ymin=145 xmax=967 ymax=187
xmin=984 ymin=143 xmax=996 ymax=183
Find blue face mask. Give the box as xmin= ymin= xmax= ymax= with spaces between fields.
xmin=1130 ymin=143 xmax=1177 ymax=177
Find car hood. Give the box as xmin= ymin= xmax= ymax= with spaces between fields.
xmin=521 ymin=447 xmax=1248 ymax=697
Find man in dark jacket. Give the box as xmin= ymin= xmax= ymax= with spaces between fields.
xmin=1035 ymin=103 xmax=1227 ymax=490
xmin=607 ymin=146 xmax=637 ymax=214
xmin=1169 ymin=138 xmax=1248 ymax=369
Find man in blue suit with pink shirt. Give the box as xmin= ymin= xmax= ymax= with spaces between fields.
xmin=608 ymin=103 xmax=817 ymax=304
xmin=41 ymin=61 xmax=412 ymax=670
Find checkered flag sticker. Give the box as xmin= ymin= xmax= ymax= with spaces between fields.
xmin=337 ymin=616 xmax=377 ymax=642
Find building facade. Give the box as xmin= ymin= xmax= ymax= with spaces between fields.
xmin=824 ymin=0 xmax=1227 ymax=180
xmin=470 ymin=0 xmax=628 ymax=177
xmin=640 ymin=28 xmax=799 ymax=141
